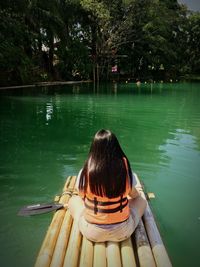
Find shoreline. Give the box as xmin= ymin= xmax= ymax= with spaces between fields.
xmin=0 ymin=80 xmax=92 ymax=90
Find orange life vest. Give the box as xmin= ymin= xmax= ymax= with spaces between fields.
xmin=83 ymin=157 xmax=131 ymax=225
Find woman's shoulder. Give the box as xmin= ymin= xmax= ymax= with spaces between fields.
xmin=131 ymin=172 xmax=137 ymax=187
xmin=75 ymin=168 xmax=83 ymax=190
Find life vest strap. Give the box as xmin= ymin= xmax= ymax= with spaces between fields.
xmin=86 ymin=196 xmax=128 ymax=206
xmin=94 ymin=197 xmax=98 ymax=214
xmin=120 ymin=195 xmax=123 ymax=212
xmin=85 ymin=199 xmax=128 ymax=214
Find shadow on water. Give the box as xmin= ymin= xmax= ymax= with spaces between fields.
xmin=0 ymin=80 xmax=195 ymax=96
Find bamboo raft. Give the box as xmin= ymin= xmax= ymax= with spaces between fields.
xmin=34 ymin=175 xmax=172 ymax=267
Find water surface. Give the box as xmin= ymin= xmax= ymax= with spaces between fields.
xmin=0 ymin=82 xmax=200 ymax=267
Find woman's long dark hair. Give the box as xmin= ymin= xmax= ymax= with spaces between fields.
xmin=79 ymin=129 xmax=133 ymax=198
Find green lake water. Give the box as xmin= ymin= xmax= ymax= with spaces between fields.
xmin=0 ymin=82 xmax=200 ymax=267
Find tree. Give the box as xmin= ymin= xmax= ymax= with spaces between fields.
xmin=0 ymin=0 xmax=199 ymax=85
xmin=185 ymin=12 xmax=200 ymax=74
xmin=118 ymin=0 xmax=190 ymax=80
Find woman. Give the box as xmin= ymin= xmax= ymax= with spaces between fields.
xmin=68 ymin=129 xmax=147 ymax=242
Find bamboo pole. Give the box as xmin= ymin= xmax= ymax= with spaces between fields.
xmin=63 ymin=219 xmax=82 ymax=267
xmin=34 ymin=176 xmax=76 ymax=267
xmin=143 ymin=208 xmax=172 ymax=267
xmin=50 ymin=211 xmax=73 ymax=267
xmin=134 ymin=220 xmax=156 ymax=267
xmin=121 ymin=238 xmax=137 ymax=267
xmin=79 ymin=237 xmax=94 ymax=267
xmin=107 ymin=242 xmax=122 ymax=267
xmin=93 ymin=243 xmax=106 ymax=267
xmin=135 ymin=174 xmax=172 ymax=267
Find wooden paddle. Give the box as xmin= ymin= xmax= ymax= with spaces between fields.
xmin=18 ymin=202 xmax=67 ymax=216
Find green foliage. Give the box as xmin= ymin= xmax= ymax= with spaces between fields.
xmin=0 ymin=5 xmax=35 ymax=84
xmin=185 ymin=12 xmax=200 ymax=74
xmin=0 ymin=0 xmax=199 ymax=85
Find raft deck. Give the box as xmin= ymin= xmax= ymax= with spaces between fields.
xmin=34 ymin=175 xmax=172 ymax=267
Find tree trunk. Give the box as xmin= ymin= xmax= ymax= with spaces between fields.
xmin=48 ymin=32 xmax=54 ymax=77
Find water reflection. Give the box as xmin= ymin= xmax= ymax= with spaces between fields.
xmin=72 ymin=85 xmax=80 ymax=94
xmin=46 ymin=101 xmax=53 ymax=123
xmin=113 ymin=82 xmax=118 ymax=94
xmin=159 ymin=129 xmax=199 ymax=168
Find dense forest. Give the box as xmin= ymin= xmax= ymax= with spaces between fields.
xmin=0 ymin=0 xmax=199 ymax=86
